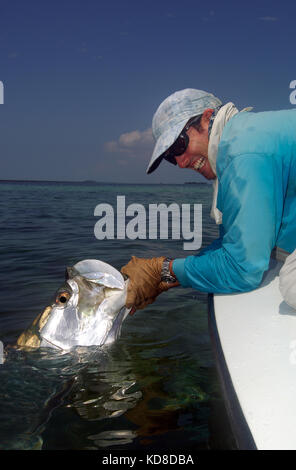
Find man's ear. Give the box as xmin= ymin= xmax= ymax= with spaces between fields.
xmin=201 ymin=108 xmax=214 ymax=125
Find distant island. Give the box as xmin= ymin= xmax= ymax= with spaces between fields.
xmin=82 ymin=180 xmax=99 ymax=184
xmin=184 ymin=181 xmax=209 ymax=185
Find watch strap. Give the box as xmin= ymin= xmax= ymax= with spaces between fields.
xmin=161 ymin=258 xmax=177 ymax=283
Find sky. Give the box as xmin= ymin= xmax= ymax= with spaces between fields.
xmin=0 ymin=0 xmax=295 ymax=184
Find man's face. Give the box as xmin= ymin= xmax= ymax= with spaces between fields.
xmin=175 ymin=110 xmax=216 ymax=180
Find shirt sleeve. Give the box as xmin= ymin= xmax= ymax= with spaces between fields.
xmin=173 ymin=155 xmax=280 ymax=293
xmin=196 ymin=224 xmax=225 ymax=255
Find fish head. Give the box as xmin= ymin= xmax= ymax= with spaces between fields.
xmin=17 ymin=260 xmax=130 ymax=350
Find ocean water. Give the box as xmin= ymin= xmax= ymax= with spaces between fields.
xmin=0 ymin=181 xmax=236 ymax=450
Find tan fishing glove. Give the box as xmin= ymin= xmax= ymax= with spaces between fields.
xmin=121 ymin=256 xmax=179 ymax=312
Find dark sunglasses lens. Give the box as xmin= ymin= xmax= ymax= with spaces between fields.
xmin=163 ymin=132 xmax=189 ymax=165
xmin=170 ymin=135 xmax=187 ymax=156
xmin=164 ymin=154 xmax=177 ymax=165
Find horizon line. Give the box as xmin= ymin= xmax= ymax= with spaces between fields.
xmin=0 ymin=178 xmax=210 ymax=185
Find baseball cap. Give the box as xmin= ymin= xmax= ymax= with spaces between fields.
xmin=147 ymin=88 xmax=222 ymax=174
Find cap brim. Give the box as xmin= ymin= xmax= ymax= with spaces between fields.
xmin=146 ymin=154 xmax=165 ymax=174
xmin=146 ymin=120 xmax=188 ymax=174
xmin=146 ymin=154 xmax=178 ymax=174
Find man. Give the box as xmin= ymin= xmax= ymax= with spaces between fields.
xmin=121 ymin=89 xmax=296 ymax=312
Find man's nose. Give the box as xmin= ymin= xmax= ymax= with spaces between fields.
xmin=176 ymin=153 xmax=189 ymax=168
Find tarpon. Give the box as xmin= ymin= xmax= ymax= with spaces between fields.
xmin=17 ymin=259 xmax=130 ymax=350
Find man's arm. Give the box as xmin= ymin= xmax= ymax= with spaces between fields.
xmin=121 ymin=154 xmax=281 ymax=308
xmin=173 ymin=154 xmax=280 ymax=292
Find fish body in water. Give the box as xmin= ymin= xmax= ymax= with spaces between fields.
xmin=17 ymin=259 xmax=130 ymax=350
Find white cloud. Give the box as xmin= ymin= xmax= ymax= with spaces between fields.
xmin=259 ymin=16 xmax=278 ymax=22
xmin=119 ymin=130 xmax=142 ymax=147
xmin=105 ymin=128 xmax=154 ymax=158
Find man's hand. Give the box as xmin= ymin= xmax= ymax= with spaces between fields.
xmin=121 ymin=256 xmax=179 ymax=313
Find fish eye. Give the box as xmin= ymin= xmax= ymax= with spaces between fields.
xmin=55 ymin=291 xmax=71 ymax=305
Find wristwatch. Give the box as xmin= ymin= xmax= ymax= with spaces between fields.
xmin=161 ymin=258 xmax=177 ymax=283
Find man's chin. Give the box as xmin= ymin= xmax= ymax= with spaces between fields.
xmin=191 ymin=167 xmax=216 ymax=180
xmin=199 ymin=163 xmax=216 ymax=180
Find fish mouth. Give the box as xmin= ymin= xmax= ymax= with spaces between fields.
xmin=16 ymin=306 xmax=53 ymax=349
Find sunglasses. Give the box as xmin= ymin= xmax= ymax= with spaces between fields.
xmin=163 ymin=131 xmax=189 ymax=165
xmin=162 ymin=116 xmax=200 ymax=165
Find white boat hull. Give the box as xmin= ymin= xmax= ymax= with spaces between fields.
xmin=208 ymin=258 xmax=296 ymax=450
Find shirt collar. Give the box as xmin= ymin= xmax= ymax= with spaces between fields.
xmin=208 ymin=105 xmax=222 ymax=139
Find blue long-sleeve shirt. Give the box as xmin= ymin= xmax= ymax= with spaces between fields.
xmin=173 ymin=109 xmax=296 ymax=293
